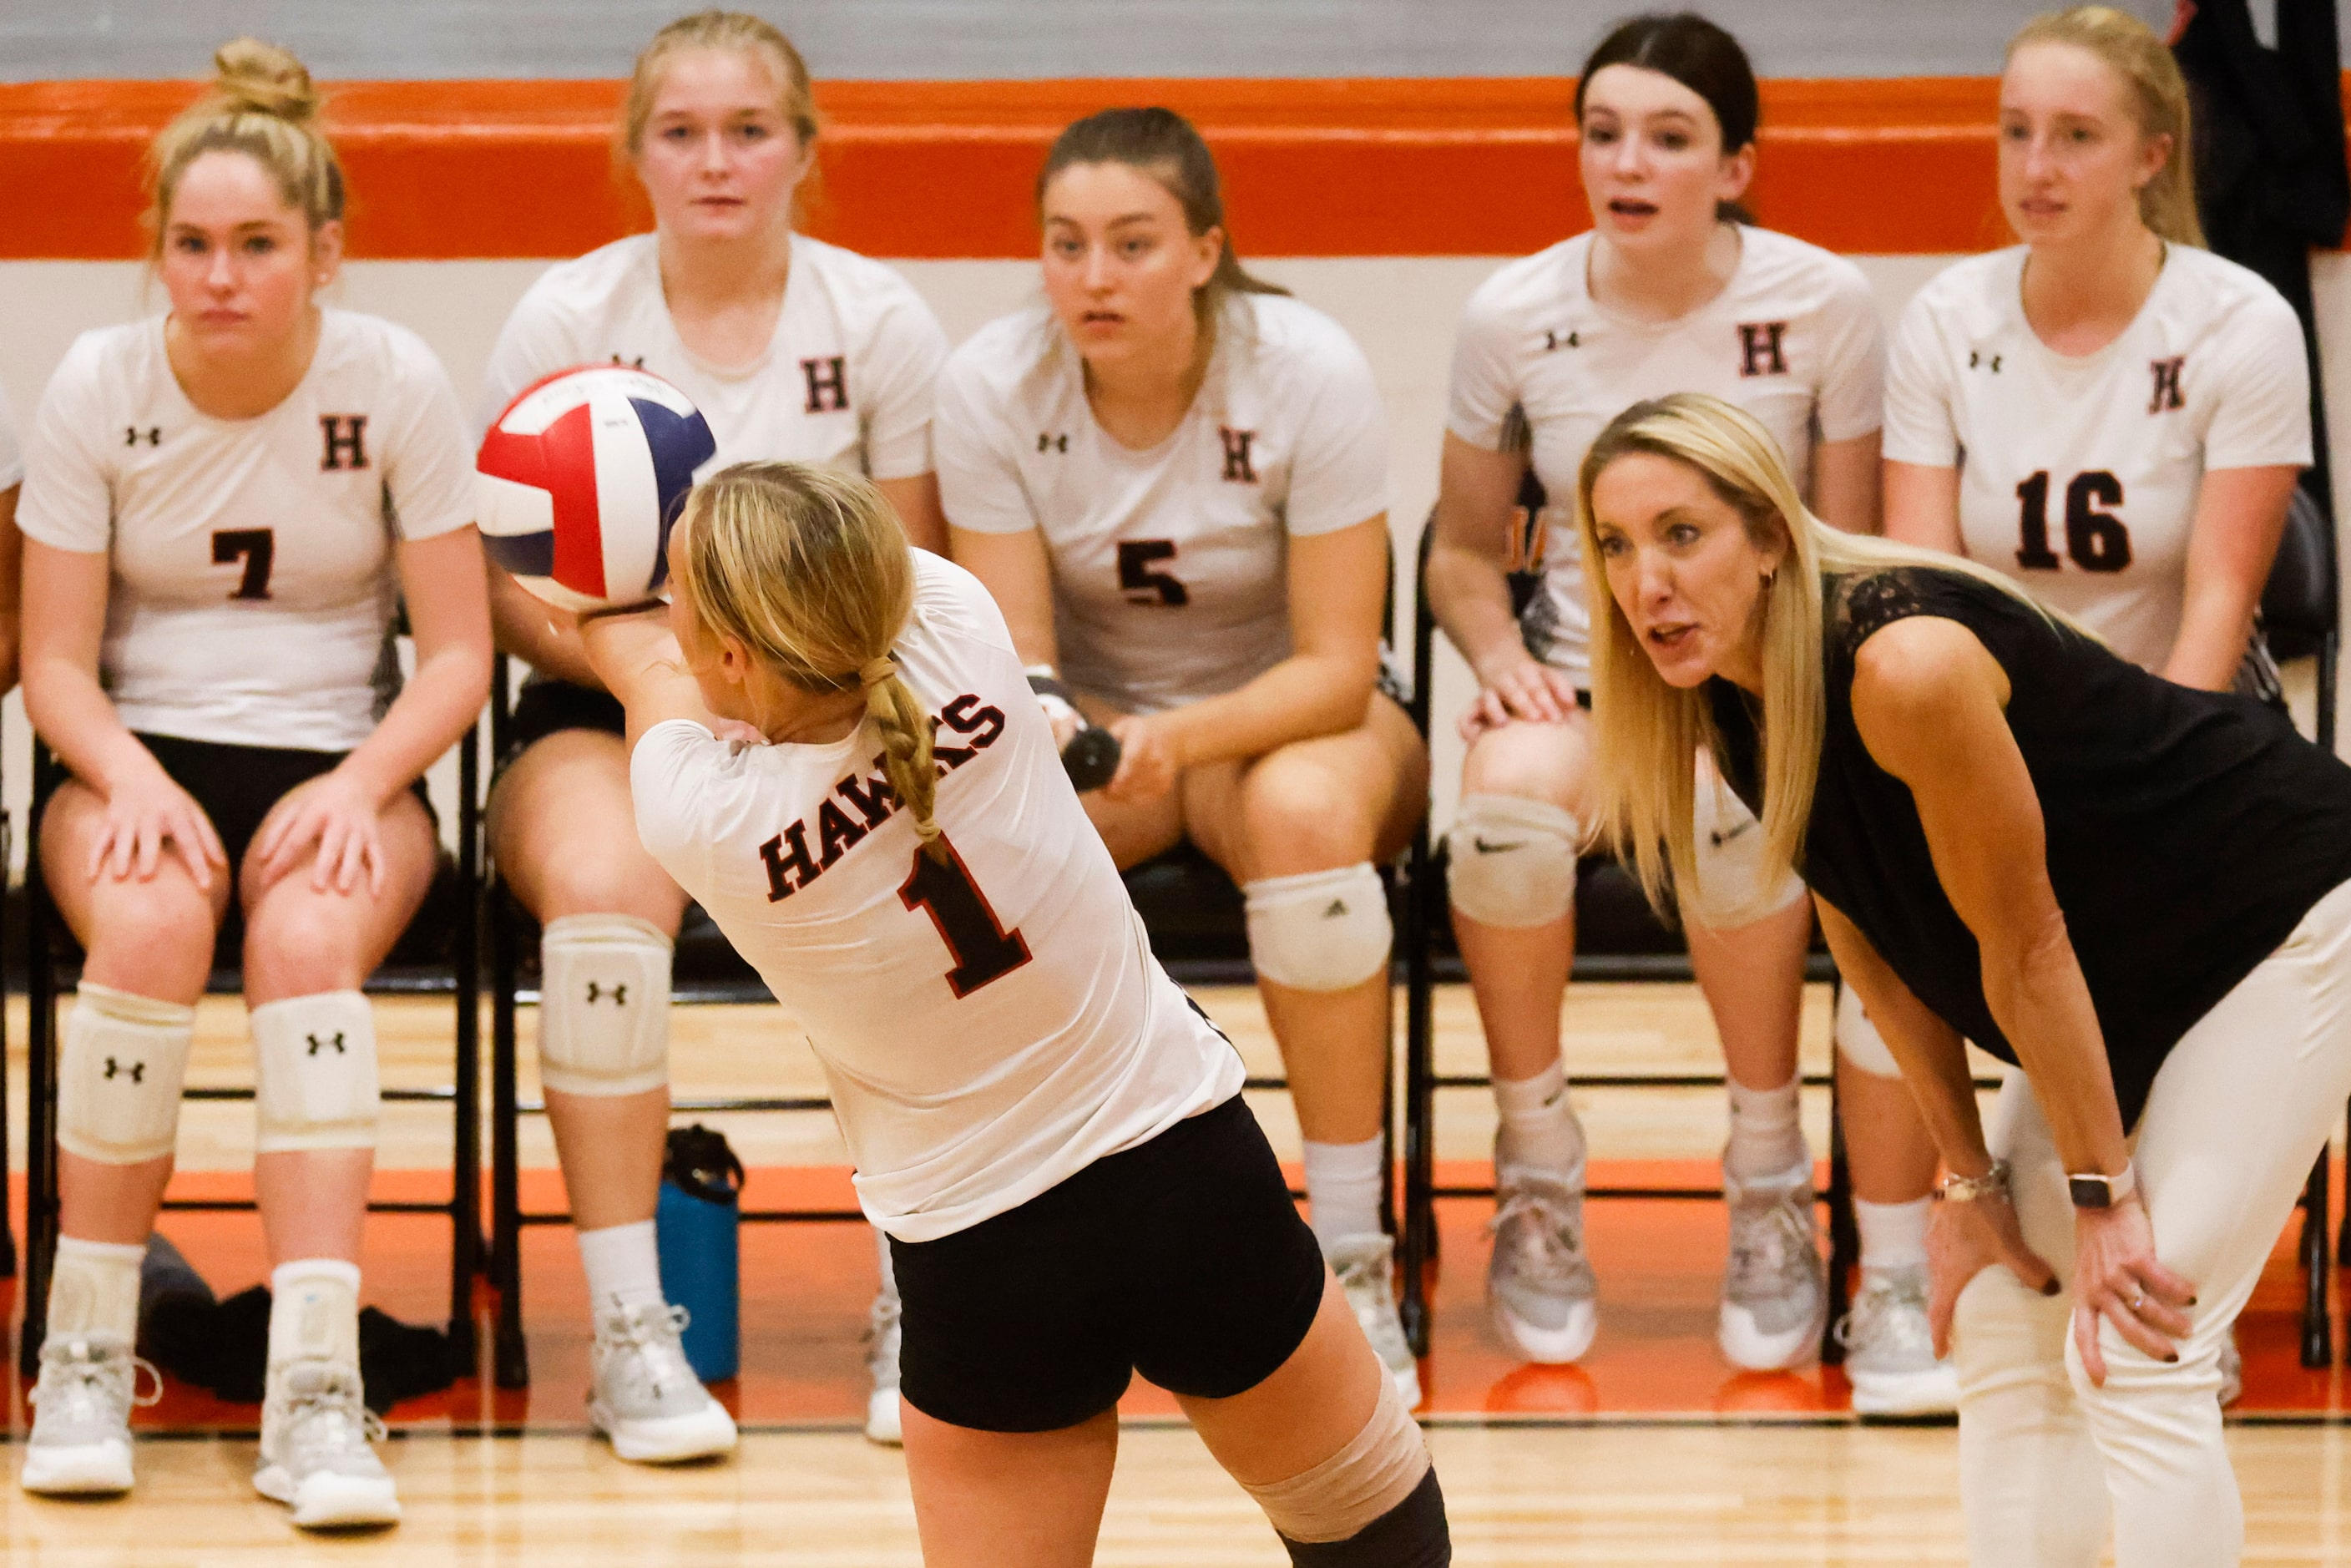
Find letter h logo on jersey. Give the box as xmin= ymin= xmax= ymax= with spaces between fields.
xmin=801 ymin=356 xmax=850 ymax=414
xmin=1737 ymin=322 xmax=1789 ymax=377
xmin=319 ymin=414 xmax=369 ymax=471
xmin=2148 ymin=356 xmax=2186 ymax=415
xmin=1219 ymin=427 xmax=1259 ymax=483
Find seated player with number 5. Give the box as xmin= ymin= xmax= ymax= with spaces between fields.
xmin=581 ymin=462 xmax=1450 ymax=1568
xmin=13 ymin=43 xmax=491 ymax=1528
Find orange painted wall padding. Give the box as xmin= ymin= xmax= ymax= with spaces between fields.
xmin=0 ymin=74 xmax=2341 ymax=261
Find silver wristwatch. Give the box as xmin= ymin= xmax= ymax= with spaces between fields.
xmin=1936 ymin=1161 xmax=2010 ymax=1204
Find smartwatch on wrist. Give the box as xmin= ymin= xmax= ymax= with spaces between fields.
xmin=2065 ymin=1162 xmax=2136 ymax=1211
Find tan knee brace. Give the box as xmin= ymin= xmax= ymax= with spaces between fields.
xmin=1243 ymin=1364 xmax=1431 ymax=1544
xmin=58 ymin=983 xmax=196 ymax=1165
xmin=251 ymin=991 xmax=381 ymax=1153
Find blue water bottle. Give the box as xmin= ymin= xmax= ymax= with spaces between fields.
xmin=655 ymin=1124 xmax=746 ymax=1383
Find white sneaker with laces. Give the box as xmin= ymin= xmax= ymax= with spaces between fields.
xmin=20 ymin=1334 xmax=159 ymax=1495
xmin=1486 ymin=1163 xmax=1599 ymax=1363
xmin=1719 ymin=1161 xmax=1828 ymax=1371
xmin=589 ymin=1302 xmax=738 ymax=1463
xmin=1329 ymin=1232 xmax=1422 ymax=1405
xmin=864 ymin=1285 xmax=904 ymax=1446
xmin=252 ymin=1359 xmax=400 ymax=1529
xmin=1836 ymin=1264 xmax=1959 ymax=1416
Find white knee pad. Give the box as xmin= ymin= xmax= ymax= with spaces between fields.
xmin=1833 ymin=985 xmax=1904 ymax=1078
xmin=1690 ymin=768 xmax=1806 ymax=926
xmin=1244 ymin=1358 xmax=1431 ymax=1543
xmin=1244 ymin=864 xmax=1393 ymax=992
xmin=1444 ymin=792 xmax=1580 ymax=928
xmin=251 ymin=990 xmax=380 ymax=1153
xmin=538 ymin=914 xmax=673 ymax=1096
xmin=58 ymin=983 xmax=195 ymax=1165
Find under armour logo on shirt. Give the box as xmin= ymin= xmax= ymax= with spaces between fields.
xmin=586 ymin=982 xmax=629 ymax=1005
xmin=1968 ymin=351 xmax=2004 ymax=373
xmin=125 ymin=427 xmax=160 ymax=447
xmin=103 ymin=1056 xmax=145 ymax=1083
xmin=1544 ymin=329 xmax=1580 ymax=351
xmin=1038 ymin=432 xmax=1069 ymax=453
xmin=306 ymin=1032 xmax=346 ymax=1055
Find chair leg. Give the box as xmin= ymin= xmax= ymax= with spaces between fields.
xmin=1398 ymin=829 xmax=1437 ymax=1359
xmin=0 ymin=817 xmax=14 ymax=1282
xmin=2301 ymin=1150 xmax=2333 ymax=1368
xmin=447 ymin=732 xmax=483 ymax=1367
xmin=2339 ymin=1095 xmax=2351 ymax=1267
xmin=21 ymin=878 xmax=58 ymax=1376
xmin=1823 ymin=1061 xmax=1857 ymax=1367
xmin=490 ymin=881 xmax=530 ymax=1388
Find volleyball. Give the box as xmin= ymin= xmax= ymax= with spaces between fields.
xmin=474 ymin=365 xmax=718 ymax=611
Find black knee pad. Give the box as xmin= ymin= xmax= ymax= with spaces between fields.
xmin=1281 ymin=1466 xmax=1450 ymax=1567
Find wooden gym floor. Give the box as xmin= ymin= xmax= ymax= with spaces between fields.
xmin=4 ymin=984 xmax=2348 ymax=1560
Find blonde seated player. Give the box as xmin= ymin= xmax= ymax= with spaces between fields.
xmin=476 ymin=9 xmax=949 ymax=1454
xmin=13 ymin=43 xmax=491 ymax=1529
xmin=937 ymin=107 xmax=1431 ymax=1402
xmin=582 ymin=462 xmax=1451 ymax=1568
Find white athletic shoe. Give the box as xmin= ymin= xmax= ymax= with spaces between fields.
xmin=1330 ymin=1233 xmax=1422 ymax=1405
xmin=2218 ymin=1327 xmax=2244 ymax=1409
xmin=1486 ymin=1163 xmax=1599 ymax=1364
xmin=1719 ymin=1161 xmax=1828 ymax=1371
xmin=19 ymin=1334 xmax=157 ymax=1496
xmin=588 ymin=1303 xmax=738 ymax=1464
xmin=252 ymin=1359 xmax=401 ymax=1529
xmin=864 ymin=1285 xmax=904 ymax=1446
xmin=1836 ymin=1264 xmax=1959 ymax=1417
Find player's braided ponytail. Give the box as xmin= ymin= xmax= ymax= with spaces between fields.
xmin=147 ymin=39 xmax=346 ymax=255
xmin=672 ymin=463 xmax=945 ymax=860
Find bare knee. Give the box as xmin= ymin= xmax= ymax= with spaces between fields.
xmin=493 ymin=743 xmax=685 ymax=928
xmin=1240 ymin=756 xmax=1378 ymax=873
xmin=1460 ymin=721 xmax=1586 ymax=809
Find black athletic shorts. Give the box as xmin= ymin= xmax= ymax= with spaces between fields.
xmin=889 ymin=1094 xmax=1327 ymax=1434
xmin=501 ymin=679 xmax=625 ymax=771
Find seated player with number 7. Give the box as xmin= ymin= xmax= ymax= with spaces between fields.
xmin=580 ymin=462 xmax=1451 ymax=1568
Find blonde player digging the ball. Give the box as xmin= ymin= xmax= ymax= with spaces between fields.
xmin=476 ymin=9 xmax=950 ymax=1454
xmin=579 ymin=462 xmax=1450 ymax=1568
xmin=935 ymin=108 xmax=1430 ymax=1404
xmin=14 ymin=41 xmax=492 ymax=1529
xmin=1580 ymin=392 xmax=2351 ymax=1568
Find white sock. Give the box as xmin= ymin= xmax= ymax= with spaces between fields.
xmin=1724 ymin=1075 xmax=1807 ymax=1181
xmin=577 ymin=1219 xmax=667 ymax=1318
xmin=1302 ymin=1136 xmax=1385 ymax=1252
xmin=1492 ymin=1059 xmax=1585 ymax=1176
xmin=1855 ymin=1196 xmax=1933 ymax=1275
xmin=48 ymin=1235 xmax=146 ymax=1343
xmin=268 ymin=1258 xmax=362 ymax=1370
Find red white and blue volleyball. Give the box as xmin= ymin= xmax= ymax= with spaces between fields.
xmin=474 ymin=366 xmax=718 ymax=611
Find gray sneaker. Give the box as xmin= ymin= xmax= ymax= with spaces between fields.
xmin=20 ymin=1334 xmax=157 ymax=1495
xmin=253 ymin=1359 xmax=400 ymax=1529
xmin=1329 ymin=1232 xmax=1422 ymax=1405
xmin=1486 ymin=1164 xmax=1599 ymax=1363
xmin=1836 ymin=1264 xmax=1959 ymax=1416
xmin=864 ymin=1285 xmax=903 ymax=1446
xmin=589 ymin=1302 xmax=738 ymax=1463
xmin=1719 ymin=1161 xmax=1827 ymax=1371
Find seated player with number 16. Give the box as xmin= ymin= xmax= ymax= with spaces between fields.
xmin=14 ymin=43 xmax=492 ymax=1527
xmin=582 ymin=462 xmax=1451 ymax=1568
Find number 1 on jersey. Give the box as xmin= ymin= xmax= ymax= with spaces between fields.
xmin=900 ymin=834 xmax=1033 ymax=999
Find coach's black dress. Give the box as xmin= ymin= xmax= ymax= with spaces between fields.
xmin=1711 ymin=566 xmax=2351 ymax=1125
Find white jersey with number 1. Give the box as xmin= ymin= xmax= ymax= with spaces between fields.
xmin=1883 ymin=243 xmax=2310 ymax=671
xmin=630 ymin=552 xmax=1246 ymax=1242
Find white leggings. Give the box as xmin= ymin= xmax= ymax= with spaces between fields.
xmin=1956 ymin=878 xmax=2351 ymax=1567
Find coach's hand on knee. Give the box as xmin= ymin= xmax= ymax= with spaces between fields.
xmin=93 ymin=767 xmax=226 ymax=889
xmin=1105 ymin=713 xmax=1181 ymax=802
xmin=254 ymin=771 xmax=392 ymax=897
xmin=2070 ymin=1196 xmax=2196 ymax=1386
xmin=1926 ymin=1186 xmax=2058 ymax=1358
xmin=1461 ymin=656 xmax=1579 ymax=739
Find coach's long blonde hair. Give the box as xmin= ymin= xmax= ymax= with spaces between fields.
xmin=1578 ymin=394 xmax=2057 ymax=923
xmin=146 ymin=39 xmax=344 ymax=256
xmin=670 ymin=462 xmax=943 ymax=858
xmin=2007 ymin=7 xmax=2204 ymax=247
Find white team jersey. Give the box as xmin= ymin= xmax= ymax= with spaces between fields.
xmin=631 ymin=553 xmax=1246 ymax=1242
xmin=1448 ymin=227 xmax=1885 ymax=684
xmin=1883 ymin=244 xmax=2310 ymax=671
xmin=478 ymin=231 xmax=949 ymax=483
xmin=0 ymin=380 xmax=23 ymax=492
xmin=934 ymin=293 xmax=1390 ymax=715
xmin=18 ymin=309 xmax=476 ymax=751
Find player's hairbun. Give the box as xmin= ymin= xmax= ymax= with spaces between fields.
xmin=209 ymin=38 xmax=321 ymax=125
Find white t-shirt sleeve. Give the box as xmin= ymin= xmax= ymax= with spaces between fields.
xmin=0 ymin=381 xmax=23 ymax=493
xmin=1281 ymin=322 xmax=1390 ymax=535
xmin=1443 ymin=281 xmax=1521 ymax=453
xmin=383 ymin=339 xmax=480 ymax=543
xmin=1881 ymin=290 xmax=1962 ymax=468
xmin=629 ymin=717 xmax=724 ymax=883
xmin=1812 ymin=271 xmax=1888 ymax=445
xmin=475 ymin=275 xmax=581 ymax=440
xmin=2202 ymin=292 xmax=2313 ymax=471
xmin=859 ymin=283 xmax=952 ymax=483
xmin=932 ymin=347 xmax=1037 ymax=536
xmin=16 ymin=338 xmax=114 ymax=554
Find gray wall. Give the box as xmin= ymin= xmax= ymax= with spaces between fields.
xmin=1 ymin=0 xmax=2209 ymax=83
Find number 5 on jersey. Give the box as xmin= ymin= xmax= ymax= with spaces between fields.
xmin=900 ymin=835 xmax=1032 ymax=998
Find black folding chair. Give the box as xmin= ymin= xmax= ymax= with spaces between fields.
xmin=17 ymin=732 xmax=482 ymax=1377
xmin=1397 ymin=501 xmax=1858 ymax=1361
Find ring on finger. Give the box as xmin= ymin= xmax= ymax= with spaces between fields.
xmin=2129 ymin=1290 xmax=2146 ymax=1313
